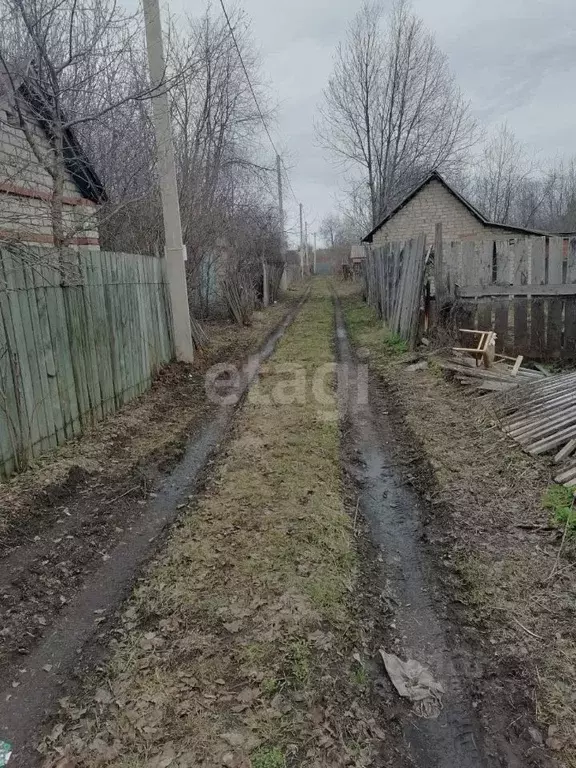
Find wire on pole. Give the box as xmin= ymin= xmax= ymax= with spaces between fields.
xmin=217 ymin=0 xmax=300 ymax=210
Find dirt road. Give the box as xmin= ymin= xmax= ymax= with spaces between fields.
xmin=0 ymin=280 xmax=561 ymax=767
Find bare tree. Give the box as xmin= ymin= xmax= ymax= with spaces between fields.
xmin=536 ymin=158 xmax=576 ymax=232
xmin=318 ymin=0 xmax=475 ymax=228
xmin=461 ymin=124 xmax=576 ymax=233
xmin=470 ymin=123 xmax=535 ymax=224
xmin=153 ymin=7 xmax=282 ymax=321
xmin=319 ymin=213 xmax=357 ymax=248
xmin=208 ymin=196 xmax=281 ymax=323
xmin=320 ymin=215 xmax=338 ymax=248
xmin=0 ymin=0 xmax=286 ymax=337
xmin=169 ymin=8 xmax=268 ymax=264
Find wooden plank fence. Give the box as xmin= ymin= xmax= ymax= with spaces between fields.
xmin=436 ymin=235 xmax=576 ymax=359
xmin=0 ymin=248 xmax=174 ymax=479
xmin=364 ymin=235 xmax=427 ymax=347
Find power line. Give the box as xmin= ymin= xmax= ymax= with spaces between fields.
xmin=217 ymin=0 xmax=300 ymax=208
xmin=282 ymin=164 xmax=299 ymax=207
xmin=217 ymin=0 xmax=278 ymax=155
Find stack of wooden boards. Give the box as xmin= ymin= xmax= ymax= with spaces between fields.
xmin=434 ymin=353 xmax=546 ymax=393
xmin=427 ymin=328 xmax=546 ymax=393
xmin=496 ymin=371 xmax=576 ymax=486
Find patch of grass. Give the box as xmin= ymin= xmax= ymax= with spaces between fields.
xmin=351 ymin=664 xmax=369 ymax=687
xmin=342 ymin=296 xmax=407 ymax=363
xmin=453 ymin=555 xmax=499 ymax=617
xmin=261 ymin=677 xmax=281 ymax=696
xmin=427 ymin=357 xmax=444 ymax=378
xmin=242 ymin=642 xmax=269 ymax=665
xmin=306 ymin=568 xmax=353 ymax=620
xmin=543 ymin=484 xmax=576 ymax=532
xmin=391 ymin=336 xmax=408 ymax=354
xmin=347 ymin=740 xmax=364 ymax=758
xmin=251 ymin=746 xmax=286 ymax=768
xmin=286 ymin=640 xmax=310 ymax=688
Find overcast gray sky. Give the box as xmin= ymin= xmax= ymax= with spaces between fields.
xmin=179 ymin=0 xmax=576 ymax=241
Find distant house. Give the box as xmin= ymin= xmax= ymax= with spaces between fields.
xmin=362 ymin=171 xmax=544 ymax=245
xmin=0 ymin=67 xmax=106 ymax=248
xmin=314 ymin=246 xmax=348 ymax=275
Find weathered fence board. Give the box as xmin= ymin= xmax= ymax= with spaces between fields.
xmin=531 ymin=238 xmax=545 ymax=285
xmin=0 ymin=248 xmax=174 ymax=479
xmin=0 ymin=306 xmax=15 ymax=476
xmin=565 ymin=300 xmax=576 ymax=358
xmin=514 ymin=297 xmax=529 ymax=352
xmin=548 ymin=238 xmax=564 ymax=285
xmin=458 ymin=284 xmax=576 ymax=297
xmin=494 ymin=299 xmax=509 ymax=353
xmin=477 ymin=301 xmax=492 ymax=331
xmin=531 ymin=298 xmax=546 ymax=358
xmin=568 ymin=239 xmax=576 ymax=283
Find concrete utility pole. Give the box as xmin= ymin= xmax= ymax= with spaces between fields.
xmin=305 ymin=221 xmax=309 ymax=274
xmin=143 ymin=0 xmax=194 ymax=363
xmin=299 ymin=203 xmax=304 ymax=278
xmin=313 ymin=232 xmax=317 ymax=274
xmin=277 ymin=154 xmax=287 ymax=290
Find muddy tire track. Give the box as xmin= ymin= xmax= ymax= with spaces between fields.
xmin=333 ymin=295 xmax=508 ymax=768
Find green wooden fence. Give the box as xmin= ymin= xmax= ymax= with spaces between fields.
xmin=0 ymin=248 xmax=174 ymax=479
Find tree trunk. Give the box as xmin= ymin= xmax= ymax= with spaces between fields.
xmin=262 ymin=258 xmax=269 ymax=307
xmin=51 ymin=124 xmax=66 ymax=253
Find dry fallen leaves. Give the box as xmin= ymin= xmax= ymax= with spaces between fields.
xmin=223 ymin=621 xmax=243 ymax=634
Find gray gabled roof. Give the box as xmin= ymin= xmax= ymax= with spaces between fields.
xmin=362 ymin=171 xmax=546 ymax=242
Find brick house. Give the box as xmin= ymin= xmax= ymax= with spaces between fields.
xmin=0 ymin=69 xmax=106 ymax=248
xmin=362 ymin=171 xmax=544 ymax=245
